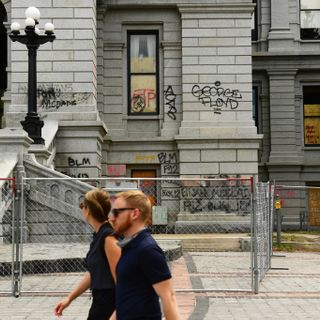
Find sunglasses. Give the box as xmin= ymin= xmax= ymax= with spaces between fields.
xmin=110 ymin=207 xmax=135 ymax=217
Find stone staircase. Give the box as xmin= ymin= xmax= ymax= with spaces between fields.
xmin=174 ymin=212 xmax=251 ymax=233
xmin=154 ymin=234 xmax=251 ymax=252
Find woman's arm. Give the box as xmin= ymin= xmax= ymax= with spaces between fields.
xmin=54 ymin=271 xmax=91 ymax=316
xmin=104 ymin=235 xmax=121 ymax=281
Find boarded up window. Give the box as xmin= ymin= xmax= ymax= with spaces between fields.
xmin=308 ymin=188 xmax=320 ymax=226
xmin=303 ymin=86 xmax=320 ymax=145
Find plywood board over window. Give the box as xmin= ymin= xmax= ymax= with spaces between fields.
xmin=303 ymin=86 xmax=320 ymax=146
xmin=308 ymin=188 xmax=320 ymax=226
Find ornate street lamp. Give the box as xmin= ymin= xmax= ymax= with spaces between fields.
xmin=9 ymin=7 xmax=55 ymax=144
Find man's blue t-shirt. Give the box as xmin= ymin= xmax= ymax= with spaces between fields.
xmin=116 ymin=229 xmax=172 ymax=320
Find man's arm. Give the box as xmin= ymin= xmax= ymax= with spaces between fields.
xmin=153 ymin=278 xmax=181 ymax=320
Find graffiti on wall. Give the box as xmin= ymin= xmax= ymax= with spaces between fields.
xmin=58 ymin=155 xmax=98 ymax=178
xmin=17 ymin=83 xmax=91 ymax=111
xmin=133 ymin=152 xmax=179 ymax=176
xmin=164 ymin=85 xmax=177 ymax=120
xmin=191 ymin=81 xmax=243 ymax=114
xmin=305 ymin=123 xmax=320 ymax=145
xmin=107 ymin=165 xmax=127 ymax=177
xmin=160 ymin=185 xmax=251 ymax=214
xmin=67 ymin=157 xmax=91 ymax=167
xmin=131 ymin=88 xmax=156 ymax=113
xmin=158 ymin=152 xmax=179 ymax=176
xmin=135 ymin=155 xmax=156 ymax=162
xmin=61 ymin=171 xmax=89 ymax=178
xmin=182 ymin=198 xmax=250 ymax=213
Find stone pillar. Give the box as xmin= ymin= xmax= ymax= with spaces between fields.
xmin=267 ymin=69 xmax=303 ymax=185
xmin=54 ymin=120 xmax=107 ymax=178
xmin=177 ymin=3 xmax=261 ymax=178
xmin=267 ymin=69 xmax=302 ymax=165
xmin=267 ymin=0 xmax=295 ymax=51
xmin=2 ymin=21 xmax=11 ymax=129
xmin=161 ymin=41 xmax=182 ymax=137
xmin=0 ymin=127 xmax=32 ymax=165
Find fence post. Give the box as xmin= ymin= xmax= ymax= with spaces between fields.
xmin=12 ymin=167 xmax=25 ymax=297
xmin=268 ymin=183 xmax=275 ymax=269
xmin=274 ymin=194 xmax=282 ymax=245
xmin=252 ymin=182 xmax=259 ymax=294
xmin=275 ymin=209 xmax=282 ymax=245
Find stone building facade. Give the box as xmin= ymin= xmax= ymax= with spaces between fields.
xmin=1 ymin=0 xmax=320 ymax=227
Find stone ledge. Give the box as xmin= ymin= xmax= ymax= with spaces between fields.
xmin=0 ymin=240 xmax=182 ymax=276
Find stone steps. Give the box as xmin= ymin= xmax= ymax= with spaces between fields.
xmin=175 ymin=213 xmax=251 ymax=233
xmin=176 ymin=213 xmax=250 ymax=222
xmin=0 ymin=241 xmax=183 ymax=276
xmin=154 ymin=234 xmax=251 ymax=252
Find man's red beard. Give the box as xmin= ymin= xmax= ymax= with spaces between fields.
xmin=113 ymin=214 xmax=133 ymax=235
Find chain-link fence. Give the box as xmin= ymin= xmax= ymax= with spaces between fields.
xmin=253 ymin=182 xmax=274 ymax=292
xmin=1 ymin=176 xmax=274 ymax=295
xmin=19 ymin=177 xmax=93 ymax=294
xmin=274 ymin=184 xmax=320 ymax=231
xmin=0 ymin=178 xmax=16 ymax=294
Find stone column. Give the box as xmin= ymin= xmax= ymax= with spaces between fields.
xmin=161 ymin=40 xmax=182 ymax=137
xmin=177 ymin=3 xmax=261 ymax=178
xmin=267 ymin=69 xmax=302 ymax=165
xmin=55 ymin=120 xmax=107 ymax=178
xmin=267 ymin=0 xmax=295 ymax=51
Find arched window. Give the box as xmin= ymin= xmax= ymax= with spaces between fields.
xmin=50 ymin=184 xmax=59 ymax=199
xmin=65 ymin=190 xmax=73 ymax=204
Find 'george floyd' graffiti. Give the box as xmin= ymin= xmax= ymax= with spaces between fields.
xmin=191 ymin=81 xmax=243 ymax=114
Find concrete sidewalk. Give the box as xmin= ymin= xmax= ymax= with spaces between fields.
xmin=188 ymin=251 xmax=320 ymax=320
xmin=1 ymin=251 xmax=320 ymax=319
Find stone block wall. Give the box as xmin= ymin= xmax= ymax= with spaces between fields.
xmin=7 ymin=0 xmax=97 ymax=126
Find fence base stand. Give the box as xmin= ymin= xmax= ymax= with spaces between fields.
xmin=272 ymin=254 xmax=286 ymax=257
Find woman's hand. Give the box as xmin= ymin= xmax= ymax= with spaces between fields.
xmin=53 ymin=272 xmax=91 ymax=316
xmin=54 ymin=296 xmax=72 ymax=316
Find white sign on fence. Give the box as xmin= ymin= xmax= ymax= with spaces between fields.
xmin=152 ymin=206 xmax=168 ymax=225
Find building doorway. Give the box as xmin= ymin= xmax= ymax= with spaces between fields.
xmin=132 ymin=169 xmax=157 ymax=206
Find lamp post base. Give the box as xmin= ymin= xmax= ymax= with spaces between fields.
xmin=21 ymin=115 xmax=44 ymax=144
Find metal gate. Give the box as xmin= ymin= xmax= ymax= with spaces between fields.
xmin=0 ymin=178 xmax=16 ymax=295
xmin=253 ymin=181 xmax=274 ymax=293
xmin=1 ymin=176 xmax=274 ymax=296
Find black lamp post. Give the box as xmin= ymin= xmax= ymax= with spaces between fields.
xmin=9 ymin=7 xmax=55 ymax=144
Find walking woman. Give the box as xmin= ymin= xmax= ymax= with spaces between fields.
xmin=54 ymin=188 xmax=121 ymax=319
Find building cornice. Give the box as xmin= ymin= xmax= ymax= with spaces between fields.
xmin=178 ymin=3 xmax=255 ymax=14
xmin=103 ymin=41 xmax=125 ymax=49
xmin=161 ymin=41 xmax=182 ymax=49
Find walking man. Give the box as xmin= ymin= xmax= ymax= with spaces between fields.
xmin=109 ymin=190 xmax=181 ymax=320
